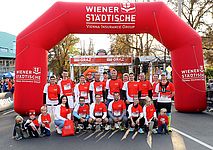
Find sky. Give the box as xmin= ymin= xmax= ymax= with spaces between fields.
xmin=0 ymin=0 xmax=127 ymax=52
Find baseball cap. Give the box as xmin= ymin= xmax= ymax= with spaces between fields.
xmin=28 ymin=110 xmax=36 ymax=116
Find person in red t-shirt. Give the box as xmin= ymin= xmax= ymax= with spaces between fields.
xmin=152 ymin=74 xmax=159 ymax=109
xmin=143 ymin=96 xmax=158 ymax=134
xmin=38 ymin=105 xmax=51 ymax=136
xmin=54 ymin=95 xmax=71 ymax=134
xmin=43 ymin=75 xmax=60 ymax=116
xmin=73 ymin=97 xmax=90 ymax=132
xmin=106 ymin=69 xmax=123 ymax=107
xmin=138 ymin=73 xmax=153 ymax=107
xmin=24 ymin=110 xmax=39 ymax=138
xmin=157 ymin=108 xmax=169 ymax=134
xmin=108 ymin=92 xmax=127 ymax=130
xmin=89 ymin=72 xmax=106 ymax=103
xmin=127 ymin=95 xmax=145 ymax=134
xmin=155 ymin=73 xmax=175 ymax=132
xmin=89 ymin=94 xmax=108 ymax=130
xmin=122 ymin=72 xmax=140 ymax=105
xmin=74 ymin=75 xmax=90 ymax=104
xmin=58 ymin=69 xmax=75 ymax=111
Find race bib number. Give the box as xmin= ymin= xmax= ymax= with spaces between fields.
xmin=95 ymin=112 xmax=102 ymax=117
xmin=132 ymin=112 xmax=139 ymax=117
xmin=96 ymin=86 xmax=102 ymax=92
xmin=81 ymin=91 xmax=87 ymax=97
xmin=64 ymin=83 xmax=71 ymax=90
xmin=113 ymin=111 xmax=121 ymax=117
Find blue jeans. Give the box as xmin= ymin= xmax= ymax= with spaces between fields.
xmin=54 ymin=119 xmax=65 ymax=129
xmin=158 ymin=123 xmax=168 ymax=134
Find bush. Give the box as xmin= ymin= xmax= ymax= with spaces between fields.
xmin=205 ymin=67 xmax=213 ymax=82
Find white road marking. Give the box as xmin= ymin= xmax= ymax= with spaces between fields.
xmin=108 ymin=130 xmax=119 ymax=139
xmin=121 ymin=129 xmax=130 ymax=141
xmin=171 ymin=130 xmax=186 ymax=150
xmin=95 ymin=130 xmax=105 ymax=138
xmin=2 ymin=109 xmax=14 ymax=116
xmin=147 ymin=131 xmax=152 ymax=148
xmin=132 ymin=131 xmax=138 ymax=140
xmin=96 ymin=130 xmax=110 ymax=143
xmin=84 ymin=130 xmax=100 ymax=140
xmin=172 ymin=127 xmax=213 ymax=150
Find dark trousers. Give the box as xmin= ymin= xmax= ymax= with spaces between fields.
xmin=158 ymin=123 xmax=168 ymax=134
xmin=74 ymin=117 xmax=88 ymax=129
xmin=27 ymin=126 xmax=39 ymax=137
xmin=40 ymin=126 xmax=51 ymax=136
xmin=128 ymin=117 xmax=145 ymax=129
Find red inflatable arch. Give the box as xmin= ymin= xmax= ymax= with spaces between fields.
xmin=15 ymin=2 xmax=206 ymax=114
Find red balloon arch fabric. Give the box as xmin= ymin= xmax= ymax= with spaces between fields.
xmin=15 ymin=2 xmax=206 ymax=114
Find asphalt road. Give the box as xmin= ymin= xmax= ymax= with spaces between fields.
xmin=0 ymin=108 xmax=213 ymax=150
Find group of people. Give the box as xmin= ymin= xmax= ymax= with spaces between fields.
xmin=13 ymin=68 xmax=175 ymax=140
xmin=0 ymin=78 xmax=14 ymax=93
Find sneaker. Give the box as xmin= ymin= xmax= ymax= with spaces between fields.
xmin=138 ymin=128 xmax=144 ymax=134
xmin=15 ymin=136 xmax=23 ymax=141
xmin=56 ymin=127 xmax=62 ymax=134
xmin=168 ymin=127 xmax=172 ymax=132
xmin=152 ymin=129 xmax=157 ymax=134
xmin=111 ymin=126 xmax=115 ymax=131
xmin=87 ymin=124 xmax=92 ymax=130
xmin=115 ymin=123 xmax=119 ymax=129
xmin=129 ymin=127 xmax=134 ymax=132
xmin=105 ymin=125 xmax=111 ymax=131
xmin=120 ymin=126 xmax=124 ymax=131
xmin=95 ymin=125 xmax=101 ymax=131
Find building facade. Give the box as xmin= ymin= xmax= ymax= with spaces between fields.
xmin=0 ymin=32 xmax=16 ymax=75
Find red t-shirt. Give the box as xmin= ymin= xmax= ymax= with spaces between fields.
xmin=41 ymin=114 xmax=51 ymax=128
xmin=60 ymin=105 xmax=71 ymax=119
xmin=109 ymin=79 xmax=123 ymax=95
xmin=158 ymin=115 xmax=169 ymax=127
xmin=159 ymin=82 xmax=175 ymax=97
xmin=139 ymin=80 xmax=153 ymax=95
xmin=48 ymin=84 xmax=60 ymax=100
xmin=60 ymin=79 xmax=75 ymax=96
xmin=78 ymin=83 xmax=90 ymax=99
xmin=93 ymin=102 xmax=107 ymax=117
xmin=78 ymin=104 xmax=89 ymax=118
xmin=93 ymin=81 xmax=105 ymax=96
xmin=152 ymin=81 xmax=158 ymax=97
xmin=111 ymin=100 xmax=126 ymax=116
xmin=146 ymin=104 xmax=156 ymax=121
xmin=127 ymin=81 xmax=140 ymax=98
xmin=131 ymin=104 xmax=143 ymax=118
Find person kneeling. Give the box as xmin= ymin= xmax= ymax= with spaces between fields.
xmin=12 ymin=115 xmax=28 ymax=140
xmin=157 ymin=108 xmax=169 ymax=134
xmin=54 ymin=95 xmax=71 ymax=134
xmin=24 ymin=110 xmax=39 ymax=138
xmin=38 ymin=105 xmax=51 ymax=137
xmin=127 ymin=95 xmax=145 ymax=134
xmin=88 ymin=94 xmax=108 ymax=131
xmin=108 ymin=92 xmax=127 ymax=131
xmin=143 ymin=96 xmax=158 ymax=134
xmin=73 ymin=97 xmax=90 ymax=133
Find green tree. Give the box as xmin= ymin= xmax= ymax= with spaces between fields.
xmin=48 ymin=34 xmax=80 ymax=76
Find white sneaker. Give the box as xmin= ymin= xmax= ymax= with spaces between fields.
xmin=56 ymin=127 xmax=62 ymax=134
xmin=152 ymin=129 xmax=157 ymax=134
xmin=105 ymin=125 xmax=111 ymax=131
xmin=115 ymin=123 xmax=119 ymax=129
